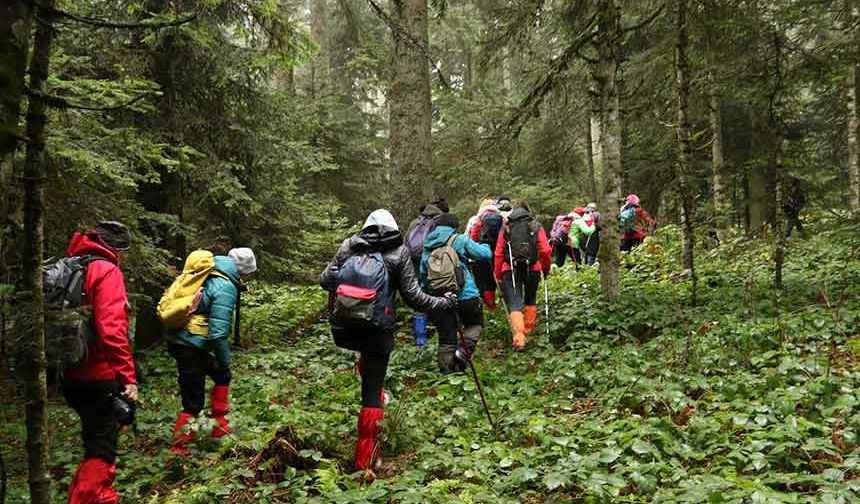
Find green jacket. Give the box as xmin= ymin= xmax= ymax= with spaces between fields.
xmin=165 ymin=255 xmax=243 ymax=367
xmin=568 ymin=218 xmax=596 ymax=249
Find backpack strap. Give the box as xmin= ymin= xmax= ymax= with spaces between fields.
xmin=446 ymin=234 xmax=458 ymax=247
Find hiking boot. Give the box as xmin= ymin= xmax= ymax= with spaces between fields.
xmin=438 ymin=344 xmax=460 ymax=374
xmin=510 ymin=311 xmax=526 ymax=349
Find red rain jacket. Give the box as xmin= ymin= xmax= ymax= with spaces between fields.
xmin=63 ymin=231 xmax=136 ymax=385
xmin=622 ymin=207 xmax=656 ymax=240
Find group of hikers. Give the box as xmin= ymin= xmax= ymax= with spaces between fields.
xmin=50 ymin=194 xmax=660 ymax=501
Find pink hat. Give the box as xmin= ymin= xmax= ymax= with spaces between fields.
xmin=626 ymin=194 xmax=640 ymax=205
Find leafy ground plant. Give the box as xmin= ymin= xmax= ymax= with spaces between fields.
xmin=1 ymin=223 xmax=859 ymax=503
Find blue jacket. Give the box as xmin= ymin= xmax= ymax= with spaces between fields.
xmin=165 ymin=255 xmax=242 ymax=367
xmin=420 ymin=226 xmax=492 ymax=301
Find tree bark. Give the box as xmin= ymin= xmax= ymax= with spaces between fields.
xmin=585 ymin=114 xmax=597 ymax=200
xmin=389 ymin=0 xmax=433 ymax=219
xmin=593 ymin=0 xmax=623 ymax=298
xmin=309 ymin=0 xmax=328 ymax=100
xmin=709 ymin=75 xmax=729 ymax=224
xmin=0 ymin=1 xmax=31 ymax=284
xmin=848 ymin=65 xmax=860 ymax=211
xmin=19 ymin=1 xmax=55 ymax=502
xmin=675 ymin=0 xmax=696 ymax=305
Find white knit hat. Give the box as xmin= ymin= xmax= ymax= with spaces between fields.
xmin=228 ymin=247 xmax=257 ymax=275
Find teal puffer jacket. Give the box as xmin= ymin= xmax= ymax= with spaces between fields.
xmin=165 ymin=255 xmax=243 ymax=366
xmin=420 ymin=226 xmax=492 ymax=301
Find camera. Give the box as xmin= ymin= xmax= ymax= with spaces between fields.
xmin=110 ymin=394 xmax=136 ymax=426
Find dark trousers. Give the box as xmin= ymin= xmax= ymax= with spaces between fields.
xmin=63 ymin=379 xmax=121 ymax=463
xmin=785 ymin=215 xmax=803 ymax=237
xmin=471 ymin=259 xmax=496 ymax=293
xmin=499 ymin=269 xmax=541 ymax=312
xmin=430 ymin=298 xmax=484 ymax=346
xmin=359 ymin=348 xmax=390 ymax=408
xmin=620 ymin=237 xmax=643 ymax=252
xmin=168 ymin=343 xmax=231 ymax=415
xmin=584 ymin=232 xmax=599 ymax=265
xmin=552 ymin=244 xmax=578 ymax=268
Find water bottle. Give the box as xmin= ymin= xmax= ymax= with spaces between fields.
xmin=413 ymin=313 xmax=428 ymax=346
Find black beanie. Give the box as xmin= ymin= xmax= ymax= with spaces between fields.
xmin=437 ymin=212 xmax=459 ymax=230
xmin=432 ymin=198 xmax=450 ymax=213
xmin=94 ymin=221 xmax=130 ymax=251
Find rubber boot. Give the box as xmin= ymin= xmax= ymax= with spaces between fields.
xmin=482 ymin=291 xmax=497 ymax=312
xmin=510 ymin=311 xmax=526 ymax=349
xmin=355 ymin=406 xmax=384 ymax=470
xmin=523 ymin=305 xmax=538 ymax=335
xmin=455 ymin=325 xmax=482 ymax=368
xmin=171 ymin=411 xmax=196 ymax=456
xmin=68 ymin=458 xmax=118 ymax=504
xmin=210 ymin=385 xmax=231 ymax=438
xmin=413 ymin=313 xmax=428 ymax=346
xmin=438 ymin=344 xmax=460 ymax=374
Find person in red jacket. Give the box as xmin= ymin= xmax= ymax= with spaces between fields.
xmin=62 ymin=221 xmax=137 ymax=504
xmin=619 ymin=194 xmax=656 ymax=251
xmin=493 ymin=203 xmax=552 ymax=349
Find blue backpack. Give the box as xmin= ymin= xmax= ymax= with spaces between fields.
xmin=406 ymin=215 xmax=439 ymax=264
xmin=619 ymin=205 xmax=637 ymax=234
xmin=333 ymin=251 xmax=393 ymax=330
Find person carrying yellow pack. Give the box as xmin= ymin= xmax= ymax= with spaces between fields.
xmin=160 ymin=248 xmax=257 ymax=456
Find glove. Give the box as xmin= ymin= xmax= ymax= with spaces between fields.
xmin=443 ymin=292 xmax=458 ymax=309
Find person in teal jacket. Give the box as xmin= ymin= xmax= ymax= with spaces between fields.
xmin=166 ymin=248 xmax=257 ymax=456
xmin=420 ymin=213 xmax=492 ymax=373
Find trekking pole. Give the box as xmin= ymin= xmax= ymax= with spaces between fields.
xmin=507 ymin=241 xmax=517 ymax=291
xmin=457 ymin=326 xmax=498 ymax=435
xmin=543 ymin=279 xmax=550 ymax=338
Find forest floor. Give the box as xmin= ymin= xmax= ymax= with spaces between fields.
xmin=2 ymin=223 xmax=860 ymax=503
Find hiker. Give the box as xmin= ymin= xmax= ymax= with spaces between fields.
xmin=320 ymin=209 xmax=456 ymax=475
xmin=165 ymin=247 xmax=257 ymax=456
xmin=493 ymin=202 xmax=552 ymax=349
xmin=619 ymin=194 xmax=656 ymax=252
xmin=549 ymin=213 xmax=575 ymax=268
xmin=784 ymin=179 xmax=806 ymax=237
xmin=567 ymin=207 xmax=596 ymax=267
xmin=62 ymin=222 xmax=137 ymax=504
xmin=583 ymin=203 xmax=601 ymax=265
xmin=420 ymin=212 xmax=492 ymax=373
xmin=465 ymin=198 xmax=495 ymax=237
xmin=496 ymin=195 xmax=514 ymax=219
xmin=468 ymin=199 xmax=504 ymax=311
xmin=404 ymin=200 xmax=446 ymax=345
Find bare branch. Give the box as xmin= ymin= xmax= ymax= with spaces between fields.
xmin=622 ymin=3 xmax=665 ymax=34
xmin=26 ymin=1 xmax=197 ymax=29
xmin=365 ymin=0 xmax=451 ymax=89
xmin=26 ymin=89 xmax=154 ymax=112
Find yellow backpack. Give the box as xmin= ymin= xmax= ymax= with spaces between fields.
xmin=157 ymin=250 xmax=226 ymax=334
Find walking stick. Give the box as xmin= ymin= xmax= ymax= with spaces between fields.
xmin=543 ymin=278 xmax=550 ymax=338
xmin=457 ymin=326 xmax=498 ymax=435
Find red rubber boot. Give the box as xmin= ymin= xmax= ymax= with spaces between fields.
xmin=354 ymin=406 xmax=384 ymax=471
xmin=67 ymin=458 xmax=118 ymax=504
xmin=171 ymin=412 xmax=196 ymax=456
xmin=210 ymin=385 xmax=232 ymax=438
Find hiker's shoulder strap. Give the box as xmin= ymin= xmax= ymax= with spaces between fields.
xmin=446 ymin=233 xmax=458 ymax=246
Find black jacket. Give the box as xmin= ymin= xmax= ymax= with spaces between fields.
xmin=320 ymin=227 xmax=451 ymax=351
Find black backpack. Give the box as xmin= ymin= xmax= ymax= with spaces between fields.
xmin=478 ymin=212 xmax=503 ymax=246
xmin=43 ymin=255 xmax=102 ymax=372
xmin=504 ymin=211 xmax=538 ymax=266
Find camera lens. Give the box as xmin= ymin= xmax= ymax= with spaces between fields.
xmin=111 ymin=395 xmax=136 ymax=426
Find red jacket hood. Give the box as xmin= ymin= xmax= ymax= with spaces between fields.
xmin=67 ymin=231 xmax=119 ymax=264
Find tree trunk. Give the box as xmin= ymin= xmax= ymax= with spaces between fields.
xmin=774 ymin=141 xmax=785 ymax=291
xmin=329 ymin=0 xmax=359 ymax=102
xmin=848 ymin=65 xmax=860 ymax=211
xmin=389 ymin=0 xmax=433 ymax=219
xmin=0 ymin=1 xmax=31 ymax=285
xmin=675 ymin=0 xmax=697 ymax=305
xmin=748 ymin=109 xmax=776 ymax=234
xmin=709 ymin=75 xmax=729 ymax=224
xmin=19 ymin=1 xmax=55 ymax=502
xmin=593 ymin=0 xmax=623 ymax=298
xmin=309 ymin=0 xmax=327 ymax=100
xmin=585 ymin=114 xmax=597 ymax=200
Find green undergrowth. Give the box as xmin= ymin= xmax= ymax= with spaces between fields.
xmin=2 ymin=222 xmax=860 ymax=503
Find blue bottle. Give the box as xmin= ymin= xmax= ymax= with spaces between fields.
xmin=413 ymin=313 xmax=428 ymax=346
